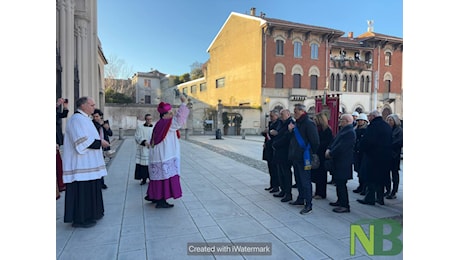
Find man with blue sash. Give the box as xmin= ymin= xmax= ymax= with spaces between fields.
xmin=287 ymin=104 xmax=320 ymax=215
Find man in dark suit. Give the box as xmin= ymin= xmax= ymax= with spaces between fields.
xmin=357 ymin=110 xmax=393 ymax=206
xmin=287 ymin=104 xmax=320 ymax=215
xmin=326 ymin=114 xmax=356 ymax=213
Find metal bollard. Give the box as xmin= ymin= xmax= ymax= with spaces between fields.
xmin=216 ymin=129 xmax=222 ymax=139
xmin=242 ymin=129 xmax=246 ymax=139
xmin=119 ymin=128 xmax=124 ymax=140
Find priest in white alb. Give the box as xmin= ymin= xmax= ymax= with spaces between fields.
xmin=62 ymin=96 xmax=110 ymax=228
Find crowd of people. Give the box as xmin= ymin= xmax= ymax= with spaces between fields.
xmin=261 ymin=105 xmax=403 ymax=214
xmin=57 ymin=94 xmax=401 ymax=228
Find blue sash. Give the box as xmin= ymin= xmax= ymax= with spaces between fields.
xmin=293 ymin=126 xmax=312 ymax=170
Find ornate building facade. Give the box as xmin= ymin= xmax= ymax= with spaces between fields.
xmin=178 ymin=8 xmax=403 ymax=134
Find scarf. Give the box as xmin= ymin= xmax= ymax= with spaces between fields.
xmin=293 ymin=126 xmax=312 ymax=170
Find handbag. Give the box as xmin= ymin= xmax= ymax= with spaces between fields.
xmin=311 ymin=154 xmax=320 ymax=170
xmin=293 ymin=126 xmax=320 ymax=170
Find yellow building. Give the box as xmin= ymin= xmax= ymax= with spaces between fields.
xmin=180 ymin=12 xmax=264 ymax=109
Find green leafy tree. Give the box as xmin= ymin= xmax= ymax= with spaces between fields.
xmin=105 ymin=88 xmax=133 ymax=103
xmin=179 ymin=73 xmax=191 ymax=83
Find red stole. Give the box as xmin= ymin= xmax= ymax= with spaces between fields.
xmin=150 ymin=118 xmax=181 ymax=145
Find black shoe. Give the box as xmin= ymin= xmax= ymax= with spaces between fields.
xmin=300 ymin=206 xmax=312 ymax=215
xmin=289 ymin=200 xmax=304 ymax=205
xmin=273 ymin=192 xmax=285 ymax=198
xmin=144 ymin=196 xmax=158 ymax=203
xmin=156 ymin=201 xmax=174 ymax=208
xmin=281 ymin=196 xmax=292 ymax=202
xmin=264 ymin=186 xmax=273 ymax=191
xmin=357 ymin=199 xmax=375 ymax=205
xmin=269 ymin=188 xmax=280 ymax=193
xmin=329 ymin=201 xmax=340 ymax=206
xmin=292 ymin=183 xmax=298 ymax=188
xmin=72 ymin=220 xmax=96 ymax=228
xmin=140 ymin=180 xmax=147 ymax=185
xmin=376 ymin=200 xmax=385 ymax=205
xmin=386 ymin=194 xmax=397 ymax=199
xmin=333 ymin=207 xmax=350 ymax=213
xmin=102 ymin=184 xmax=108 ymax=189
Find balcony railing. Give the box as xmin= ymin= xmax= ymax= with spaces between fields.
xmin=330 ymin=57 xmax=372 ymax=71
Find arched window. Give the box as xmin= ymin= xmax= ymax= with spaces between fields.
xmin=292 ymin=64 xmax=303 ymax=88
xmin=347 ymin=74 xmax=353 ymax=92
xmin=273 ymin=63 xmax=286 ymax=88
xmin=310 ymin=43 xmax=319 ymax=60
xmin=365 ymin=76 xmax=370 ymax=92
xmin=308 ymin=66 xmax=320 ymax=90
xmin=330 ymin=74 xmax=335 ymax=91
xmin=293 ymin=74 xmax=301 ymax=88
xmin=275 ymin=37 xmax=285 ymax=56
xmin=360 ymin=76 xmax=365 ymax=92
xmin=293 ymin=40 xmax=302 ymax=58
xmin=384 ymin=72 xmax=393 ymax=93
xmin=310 ymin=75 xmax=318 ymax=90
xmin=385 ymin=51 xmax=392 ymax=66
xmin=336 ymin=74 xmax=341 ymax=91
xmin=353 ymin=75 xmax=358 ymax=92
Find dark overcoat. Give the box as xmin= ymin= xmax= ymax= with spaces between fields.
xmin=262 ymin=119 xmax=282 ymax=161
xmin=272 ymin=117 xmax=294 ymax=163
xmin=328 ymin=124 xmax=356 ymax=180
xmin=359 ymin=116 xmax=393 ymax=183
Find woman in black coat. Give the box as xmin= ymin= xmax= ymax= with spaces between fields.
xmin=311 ymin=112 xmax=334 ymax=199
xmin=352 ymin=113 xmax=369 ymax=195
xmin=385 ymin=114 xmax=403 ymax=199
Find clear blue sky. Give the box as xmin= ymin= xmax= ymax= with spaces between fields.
xmin=98 ymin=0 xmax=402 ymax=78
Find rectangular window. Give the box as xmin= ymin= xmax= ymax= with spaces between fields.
xmin=183 ymin=87 xmax=188 ymax=95
xmin=216 ymin=78 xmax=225 ymax=88
xmin=200 ymin=82 xmax=207 ymax=92
xmin=311 ymin=43 xmax=318 ymax=59
xmin=310 ymin=75 xmax=317 ymax=90
xmin=294 ymin=42 xmax=302 ymax=58
xmin=144 ymin=79 xmax=151 ymax=87
xmin=293 ymin=74 xmax=301 ymax=88
xmin=191 ymin=85 xmax=197 ymax=93
xmin=275 ymin=73 xmax=283 ymax=88
xmin=145 ymin=95 xmax=151 ymax=104
xmin=276 ymin=40 xmax=284 ymax=56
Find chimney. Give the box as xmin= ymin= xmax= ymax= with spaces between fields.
xmin=348 ymin=32 xmax=353 ymax=39
xmin=250 ymin=7 xmax=256 ymax=16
